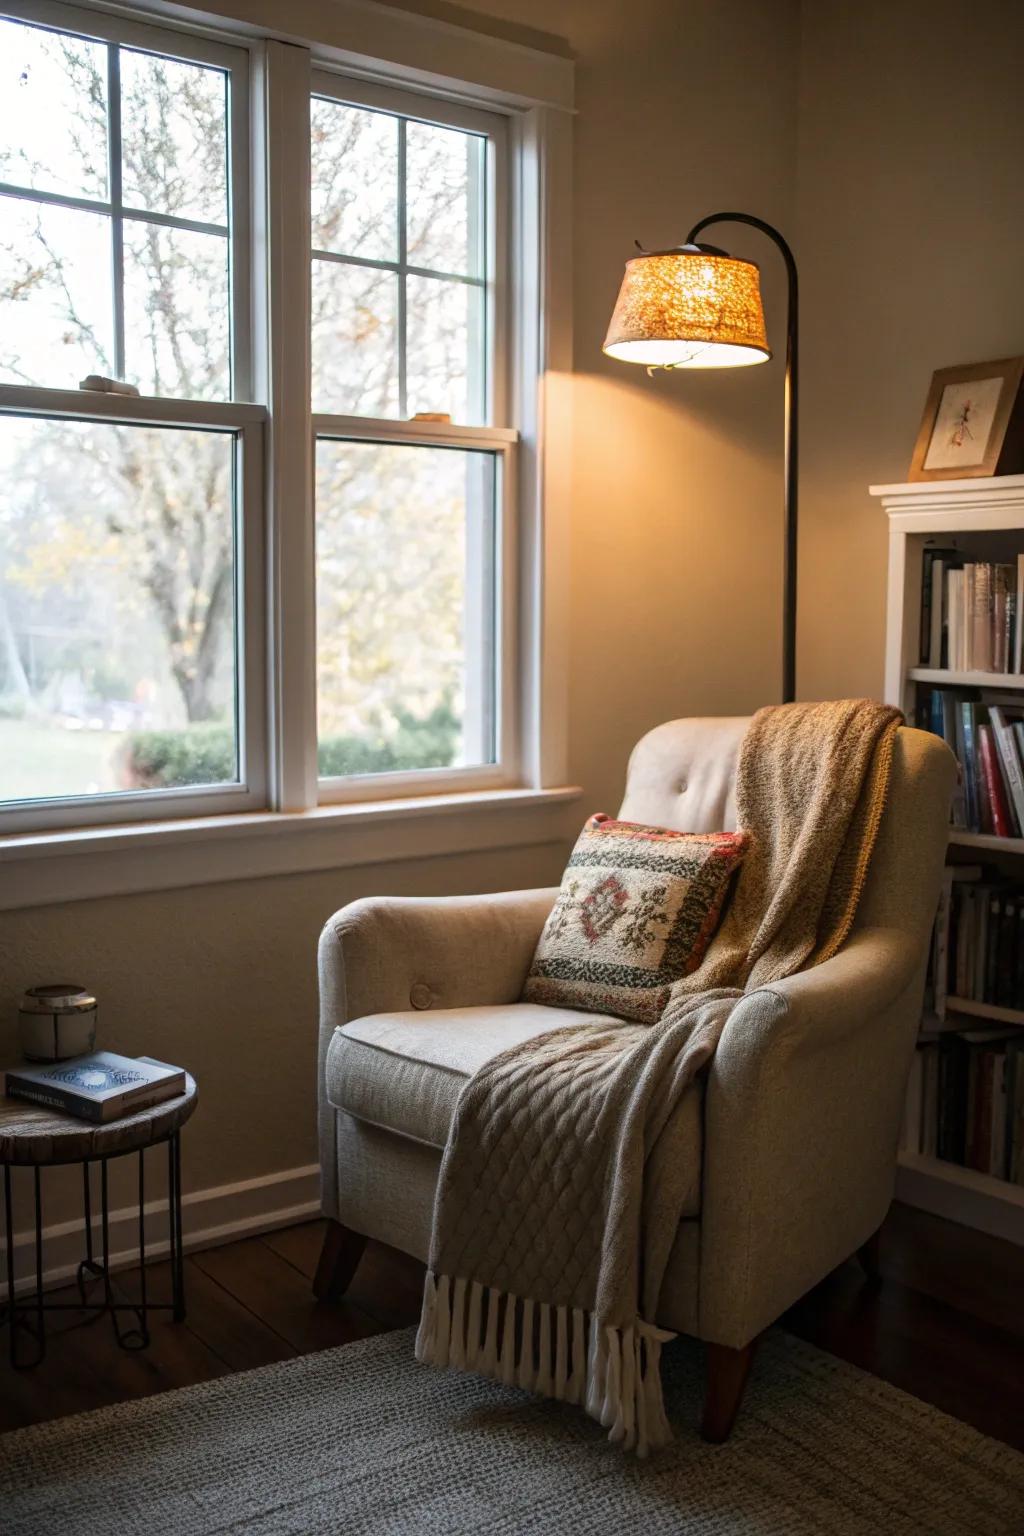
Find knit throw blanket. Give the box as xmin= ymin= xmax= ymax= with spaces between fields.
xmin=415 ymin=700 xmax=902 ymax=1454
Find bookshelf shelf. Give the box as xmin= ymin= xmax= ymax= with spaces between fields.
xmin=878 ymin=474 xmax=1024 ymax=1245
xmin=948 ymin=830 xmax=1024 ymax=853
xmin=907 ymin=667 xmax=1024 ymax=689
xmin=946 ymin=996 xmax=1024 ymax=1027
xmin=897 ymin=1153 xmax=1024 ymax=1245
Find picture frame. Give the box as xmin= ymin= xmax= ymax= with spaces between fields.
xmin=908 ymin=356 xmax=1024 ymax=481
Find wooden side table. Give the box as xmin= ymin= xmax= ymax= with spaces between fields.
xmin=0 ymin=1074 xmax=197 ymax=1369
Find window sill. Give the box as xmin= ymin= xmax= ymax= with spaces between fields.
xmin=0 ymin=785 xmax=582 ymax=911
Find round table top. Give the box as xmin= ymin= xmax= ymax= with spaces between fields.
xmin=0 ymin=1074 xmax=198 ymax=1166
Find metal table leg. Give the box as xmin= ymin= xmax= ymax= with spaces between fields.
xmin=1 ymin=1134 xmax=187 ymax=1369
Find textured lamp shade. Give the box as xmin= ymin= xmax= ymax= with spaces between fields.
xmin=603 ymin=248 xmax=771 ymax=368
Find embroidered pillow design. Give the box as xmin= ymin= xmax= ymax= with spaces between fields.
xmin=523 ymin=814 xmax=749 ymax=1024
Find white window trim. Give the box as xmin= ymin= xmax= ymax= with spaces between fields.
xmin=0 ymin=0 xmax=577 ymax=900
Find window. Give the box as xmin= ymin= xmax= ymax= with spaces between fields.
xmin=0 ymin=1 xmax=570 ymax=849
xmin=0 ymin=2 xmax=262 ymax=828
xmin=309 ymin=78 xmax=513 ymax=794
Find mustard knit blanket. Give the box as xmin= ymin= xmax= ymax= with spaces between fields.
xmin=416 ymin=699 xmax=902 ymax=1454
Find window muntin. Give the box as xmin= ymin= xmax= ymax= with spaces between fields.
xmin=0 ymin=13 xmax=236 ymax=401
xmin=310 ymin=93 xmax=489 ymax=425
xmin=315 ymin=438 xmax=498 ymax=779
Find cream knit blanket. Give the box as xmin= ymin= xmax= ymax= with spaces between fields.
xmin=416 ymin=700 xmax=902 ymax=1454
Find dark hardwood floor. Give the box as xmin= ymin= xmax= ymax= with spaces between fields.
xmin=1 ymin=1201 xmax=1021 ymax=1452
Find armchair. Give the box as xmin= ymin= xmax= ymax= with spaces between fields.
xmin=315 ymin=717 xmax=955 ymax=1439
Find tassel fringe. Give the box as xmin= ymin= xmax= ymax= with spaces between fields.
xmin=414 ymin=1271 xmax=676 ymax=1456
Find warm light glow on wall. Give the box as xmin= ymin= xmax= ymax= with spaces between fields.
xmin=603 ymin=248 xmax=770 ymax=368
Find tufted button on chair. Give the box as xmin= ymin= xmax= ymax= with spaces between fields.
xmin=314 ymin=717 xmax=955 ymax=1440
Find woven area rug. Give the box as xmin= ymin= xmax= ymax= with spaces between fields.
xmin=1 ymin=1328 xmax=1021 ymax=1535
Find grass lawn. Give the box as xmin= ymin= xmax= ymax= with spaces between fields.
xmin=0 ymin=718 xmax=124 ymax=801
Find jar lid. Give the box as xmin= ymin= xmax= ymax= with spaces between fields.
xmin=20 ymin=984 xmax=97 ymax=1014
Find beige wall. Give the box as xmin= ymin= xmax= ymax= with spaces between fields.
xmin=795 ymin=0 xmax=1024 ymax=703
xmin=437 ymin=0 xmax=800 ymax=813
xmin=3 ymin=0 xmax=1022 ymax=1237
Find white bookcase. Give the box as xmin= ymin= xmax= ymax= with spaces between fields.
xmin=878 ymin=473 xmax=1024 ymax=1245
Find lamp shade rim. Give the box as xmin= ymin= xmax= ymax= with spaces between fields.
xmin=602 ymin=337 xmax=772 ymax=368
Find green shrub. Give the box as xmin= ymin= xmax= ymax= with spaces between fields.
xmin=122 ymin=725 xmax=235 ymax=788
xmin=122 ymin=701 xmax=461 ymax=789
xmin=316 ymin=700 xmax=459 ymax=778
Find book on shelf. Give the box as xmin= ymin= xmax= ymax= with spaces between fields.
xmin=925 ymin=863 xmax=982 ymax=1021
xmin=938 ymin=866 xmax=1024 ymax=1009
xmin=905 ymin=1030 xmax=1024 ymax=1182
xmin=919 ymin=551 xmax=1023 ymax=674
xmin=4 ymin=1051 xmax=186 ymax=1124
xmin=913 ymin=859 xmax=1024 ymax=1183
xmin=918 ymin=690 xmax=1024 ymax=837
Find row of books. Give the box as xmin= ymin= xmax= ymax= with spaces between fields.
xmin=904 ymin=1031 xmax=1024 ymax=1182
xmin=927 ymin=866 xmax=1024 ymax=1015
xmin=920 ymin=551 xmax=1024 ymax=673
xmin=920 ymin=690 xmax=1024 ymax=836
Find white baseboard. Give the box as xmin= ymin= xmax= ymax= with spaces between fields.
xmin=1 ymin=1163 xmax=321 ymax=1300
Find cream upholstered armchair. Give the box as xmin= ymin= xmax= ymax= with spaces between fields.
xmin=315 ymin=717 xmax=955 ymax=1440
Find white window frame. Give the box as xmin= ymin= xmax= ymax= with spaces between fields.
xmin=0 ymin=0 xmax=266 ymax=833
xmin=308 ymin=70 xmax=517 ymax=805
xmin=0 ymin=0 xmax=576 ymax=902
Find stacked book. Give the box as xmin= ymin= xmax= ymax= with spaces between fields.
xmin=920 ymin=690 xmax=1024 ymax=836
xmin=920 ymin=551 xmax=1024 ymax=673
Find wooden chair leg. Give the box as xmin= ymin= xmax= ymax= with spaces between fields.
xmin=313 ymin=1219 xmax=368 ymax=1302
xmin=701 ymin=1338 xmax=758 ymax=1443
xmin=856 ymin=1225 xmax=883 ymax=1286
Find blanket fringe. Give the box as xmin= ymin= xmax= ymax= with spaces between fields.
xmin=414 ymin=1271 xmax=675 ymax=1456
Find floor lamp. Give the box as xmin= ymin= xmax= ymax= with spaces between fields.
xmin=603 ymin=213 xmax=799 ymax=704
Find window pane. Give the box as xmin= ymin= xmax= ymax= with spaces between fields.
xmin=123 ymin=222 xmax=230 ymax=399
xmin=0 ymin=19 xmax=108 ymax=202
xmin=0 ymin=416 xmax=239 ymax=805
xmin=311 ymin=99 xmax=397 ymax=262
xmin=0 ymin=199 xmax=114 ymax=387
xmin=406 ymin=121 xmax=484 ymax=278
xmin=120 ymin=50 xmax=228 ymax=226
xmin=315 ymin=440 xmax=496 ymax=776
xmin=406 ymin=274 xmax=484 ymax=424
xmin=312 ymin=260 xmax=399 ymax=416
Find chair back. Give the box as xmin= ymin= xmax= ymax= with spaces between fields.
xmin=617 ymin=716 xmax=957 ymax=949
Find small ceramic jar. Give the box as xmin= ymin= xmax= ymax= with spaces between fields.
xmin=18 ymin=985 xmax=98 ymax=1062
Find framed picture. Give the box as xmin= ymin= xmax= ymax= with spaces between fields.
xmin=908 ymin=357 xmax=1024 ymax=481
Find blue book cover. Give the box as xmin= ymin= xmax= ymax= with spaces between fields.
xmin=929 ymin=689 xmax=944 ymax=738
xmin=5 ymin=1051 xmax=185 ymax=1124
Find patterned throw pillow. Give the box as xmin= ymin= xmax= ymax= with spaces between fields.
xmin=522 ymin=814 xmax=750 ymax=1024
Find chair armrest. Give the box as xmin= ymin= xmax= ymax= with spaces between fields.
xmin=697 ymin=927 xmax=926 ymax=1347
xmin=318 ymin=888 xmax=559 ymax=1029
xmin=316 ymin=889 xmax=557 ymax=1216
